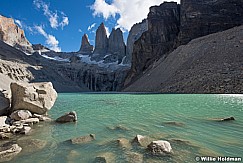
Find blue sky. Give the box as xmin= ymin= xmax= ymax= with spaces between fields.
xmin=0 ymin=0 xmax=179 ymax=52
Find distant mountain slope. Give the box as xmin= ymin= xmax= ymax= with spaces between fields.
xmin=123 ymin=25 xmax=243 ymax=93
xmin=0 ymin=40 xmax=88 ymax=92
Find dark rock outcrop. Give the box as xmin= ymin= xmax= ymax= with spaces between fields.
xmin=0 ymin=92 xmax=10 ymax=116
xmin=178 ymin=0 xmax=243 ymax=45
xmin=107 ymin=28 xmax=126 ymax=64
xmin=0 ymin=15 xmax=33 ymax=53
xmin=93 ymin=23 xmax=109 ymax=60
xmin=124 ymin=0 xmax=243 ymax=92
xmin=126 ymin=19 xmax=148 ymax=64
xmin=125 ymin=2 xmax=180 ymax=85
xmin=79 ymin=34 xmax=93 ymax=54
xmin=56 ymin=111 xmax=77 ymax=123
xmin=124 ymin=25 xmax=243 ymax=93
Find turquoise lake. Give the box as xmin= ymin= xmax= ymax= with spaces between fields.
xmin=7 ymin=94 xmax=243 ymax=162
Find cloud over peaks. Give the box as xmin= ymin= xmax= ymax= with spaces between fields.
xmin=91 ymin=0 xmax=180 ymax=31
xmin=35 ymin=25 xmax=61 ymax=52
xmin=33 ymin=0 xmax=69 ymax=29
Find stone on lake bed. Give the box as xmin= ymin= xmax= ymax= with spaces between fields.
xmin=125 ymin=152 xmax=143 ymax=163
xmin=70 ymin=134 xmax=95 ymax=144
xmin=94 ymin=152 xmax=116 ymax=163
xmin=107 ymin=124 xmax=129 ymax=131
xmin=163 ymin=121 xmax=185 ymax=127
xmin=17 ymin=139 xmax=47 ymax=154
xmin=116 ymin=138 xmax=132 ymax=149
xmin=56 ymin=111 xmax=77 ymax=123
xmin=0 ymin=143 xmax=22 ymax=162
xmin=147 ymin=140 xmax=173 ymax=155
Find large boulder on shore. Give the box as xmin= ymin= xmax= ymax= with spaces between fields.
xmin=10 ymin=82 xmax=57 ymax=115
xmin=0 ymin=143 xmax=22 ymax=162
xmin=147 ymin=140 xmax=173 ymax=155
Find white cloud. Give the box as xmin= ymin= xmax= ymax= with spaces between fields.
xmin=104 ymin=26 xmax=110 ymax=37
xmin=91 ymin=0 xmax=180 ymax=31
xmin=88 ymin=23 xmax=96 ymax=31
xmin=78 ymin=29 xmax=83 ymax=33
xmin=33 ymin=0 xmax=69 ymax=30
xmin=60 ymin=16 xmax=69 ymax=29
xmin=15 ymin=19 xmax=23 ymax=28
xmin=35 ymin=25 xmax=61 ymax=52
xmin=91 ymin=0 xmax=119 ymax=19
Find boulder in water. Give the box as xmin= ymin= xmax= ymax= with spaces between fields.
xmin=0 ymin=143 xmax=22 ymax=162
xmin=147 ymin=140 xmax=173 ymax=155
xmin=56 ymin=111 xmax=77 ymax=123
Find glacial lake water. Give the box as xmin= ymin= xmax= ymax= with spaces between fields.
xmin=7 ymin=94 xmax=243 ymax=162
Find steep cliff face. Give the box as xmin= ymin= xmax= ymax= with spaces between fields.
xmin=124 ymin=25 xmax=243 ymax=93
xmin=92 ymin=23 xmax=109 ymax=61
xmin=178 ymin=0 xmax=243 ymax=45
xmin=107 ymin=28 xmax=126 ymax=64
xmin=125 ymin=2 xmax=180 ymax=85
xmin=0 ymin=15 xmax=33 ymax=53
xmin=125 ymin=19 xmax=148 ymax=64
xmin=79 ymin=34 xmax=93 ymax=54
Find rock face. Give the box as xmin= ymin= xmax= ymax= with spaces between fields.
xmin=0 ymin=92 xmax=10 ymax=116
xmin=126 ymin=19 xmax=148 ymax=64
xmin=10 ymin=82 xmax=57 ymax=115
xmin=124 ymin=0 xmax=243 ymax=91
xmin=125 ymin=2 xmax=180 ymax=85
xmin=79 ymin=34 xmax=93 ymax=54
xmin=0 ymin=143 xmax=22 ymax=162
xmin=178 ymin=0 xmax=243 ymax=45
xmin=124 ymin=25 xmax=243 ymax=93
xmin=93 ymin=23 xmax=109 ymax=58
xmin=0 ymin=15 xmax=33 ymax=53
xmin=107 ymin=28 xmax=126 ymax=64
xmin=56 ymin=111 xmax=77 ymax=123
xmin=10 ymin=110 xmax=32 ymax=121
xmin=147 ymin=140 xmax=173 ymax=155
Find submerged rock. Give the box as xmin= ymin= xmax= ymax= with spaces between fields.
xmin=163 ymin=121 xmax=185 ymax=127
xmin=0 ymin=143 xmax=22 ymax=162
xmin=10 ymin=82 xmax=57 ymax=115
xmin=125 ymin=152 xmax=143 ymax=163
xmin=116 ymin=138 xmax=132 ymax=150
xmin=70 ymin=134 xmax=95 ymax=144
xmin=17 ymin=138 xmax=47 ymax=154
xmin=10 ymin=110 xmax=32 ymax=121
xmin=147 ymin=140 xmax=173 ymax=155
xmin=107 ymin=125 xmax=129 ymax=131
xmin=56 ymin=111 xmax=77 ymax=123
xmin=94 ymin=152 xmax=116 ymax=163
